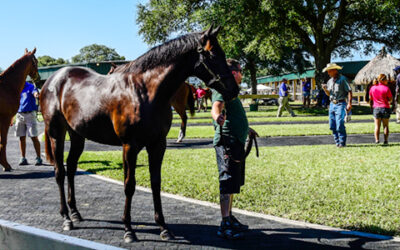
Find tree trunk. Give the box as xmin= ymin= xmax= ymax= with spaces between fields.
xmin=313 ymin=52 xmax=331 ymax=107
xmin=247 ymin=58 xmax=258 ymax=95
xmin=314 ymin=53 xmax=331 ymax=89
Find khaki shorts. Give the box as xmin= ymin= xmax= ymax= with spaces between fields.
xmin=15 ymin=111 xmax=39 ymax=137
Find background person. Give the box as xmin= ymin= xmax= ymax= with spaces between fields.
xmin=196 ymin=85 xmax=207 ymax=112
xmin=13 ymin=82 xmax=42 ymax=165
xmin=369 ymin=74 xmax=392 ymax=144
xmin=394 ymin=66 xmax=400 ymax=123
xmin=277 ymin=78 xmax=296 ymax=117
xmin=322 ymin=63 xmax=352 ymax=148
xmin=211 ymin=58 xmax=257 ymax=240
xmin=302 ymin=77 xmax=311 ymax=108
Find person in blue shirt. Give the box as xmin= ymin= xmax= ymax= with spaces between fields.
xmin=302 ymin=77 xmax=311 ymax=108
xmin=277 ymin=78 xmax=296 ymax=117
xmin=13 ymin=82 xmax=42 ymax=165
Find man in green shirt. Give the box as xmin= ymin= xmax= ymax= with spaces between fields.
xmin=211 ymin=59 xmax=257 ymax=239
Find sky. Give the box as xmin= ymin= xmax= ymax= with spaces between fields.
xmin=0 ymin=1 xmax=397 ymax=70
xmin=0 ymin=0 xmax=149 ymax=69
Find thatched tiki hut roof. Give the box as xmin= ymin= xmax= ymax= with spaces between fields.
xmin=354 ymin=47 xmax=400 ymax=85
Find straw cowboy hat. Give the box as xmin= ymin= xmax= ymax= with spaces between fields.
xmin=323 ymin=63 xmax=343 ymax=72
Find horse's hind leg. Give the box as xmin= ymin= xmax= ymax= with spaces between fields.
xmin=49 ymin=123 xmax=72 ymax=230
xmin=147 ymin=137 xmax=174 ymax=240
xmin=66 ymin=129 xmax=85 ymax=222
xmin=122 ymin=143 xmax=140 ymax=243
xmin=0 ymin=117 xmax=13 ymax=171
xmin=176 ymin=109 xmax=187 ymax=143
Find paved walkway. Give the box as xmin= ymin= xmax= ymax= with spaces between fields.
xmin=1 ymin=124 xmax=400 ymax=249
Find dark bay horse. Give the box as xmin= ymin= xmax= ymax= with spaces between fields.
xmin=0 ymin=48 xmax=39 ymax=171
xmin=171 ymin=82 xmax=195 ymax=142
xmin=109 ymin=64 xmax=195 ymax=142
xmin=40 ymin=25 xmax=239 ymax=243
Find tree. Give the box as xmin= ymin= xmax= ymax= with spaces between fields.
xmin=71 ymin=44 xmax=125 ymax=63
xmin=137 ymin=0 xmax=311 ymax=94
xmin=37 ymin=55 xmax=68 ymax=67
xmin=261 ymin=0 xmax=400 ymax=86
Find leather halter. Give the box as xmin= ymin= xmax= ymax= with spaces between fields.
xmin=196 ymin=45 xmax=231 ymax=89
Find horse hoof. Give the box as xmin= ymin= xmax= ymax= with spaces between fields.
xmin=62 ymin=220 xmax=73 ymax=231
xmin=71 ymin=212 xmax=83 ymax=222
xmin=124 ymin=231 xmax=138 ymax=243
xmin=176 ymin=138 xmax=183 ymax=143
xmin=160 ymin=229 xmax=175 ymax=241
xmin=3 ymin=166 xmax=13 ymax=172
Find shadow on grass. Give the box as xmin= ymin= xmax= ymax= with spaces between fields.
xmin=77 ymin=160 xmax=147 ymax=173
xmin=71 ymin=218 xmax=395 ymax=249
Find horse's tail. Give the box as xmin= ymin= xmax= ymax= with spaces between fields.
xmin=44 ymin=128 xmax=54 ymax=165
xmin=186 ymin=83 xmax=195 ymax=117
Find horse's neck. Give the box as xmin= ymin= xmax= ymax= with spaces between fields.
xmin=1 ymin=57 xmax=31 ymax=95
xmin=148 ymin=57 xmax=196 ymax=107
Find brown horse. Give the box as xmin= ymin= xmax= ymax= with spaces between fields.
xmin=40 ymin=25 xmax=239 ymax=243
xmin=203 ymin=87 xmax=212 ymax=110
xmin=109 ymin=64 xmax=195 ymax=142
xmin=170 ymin=82 xmax=195 ymax=142
xmin=0 ymin=48 xmax=39 ymax=171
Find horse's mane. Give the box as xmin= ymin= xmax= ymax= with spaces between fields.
xmin=117 ymin=32 xmax=201 ymax=73
xmin=0 ymin=54 xmax=30 ymax=78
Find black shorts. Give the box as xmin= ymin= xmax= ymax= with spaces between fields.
xmin=373 ymin=107 xmax=391 ymax=119
xmin=215 ymin=136 xmax=245 ymax=194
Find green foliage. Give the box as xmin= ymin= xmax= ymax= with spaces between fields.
xmin=71 ymin=44 xmax=125 ymax=63
xmin=37 ymin=55 xmax=68 ymax=67
xmin=136 ymin=0 xmax=311 ymax=93
xmin=136 ymin=0 xmax=400 ymax=88
xmin=260 ymin=0 xmax=400 ymax=85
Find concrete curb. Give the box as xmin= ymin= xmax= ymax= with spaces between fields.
xmin=0 ymin=219 xmax=124 ymax=250
xmin=88 ymin=172 xmax=400 ymax=243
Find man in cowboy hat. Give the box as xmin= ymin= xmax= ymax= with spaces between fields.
xmin=322 ymin=63 xmax=352 ymax=147
xmin=393 ymin=66 xmax=400 ymax=123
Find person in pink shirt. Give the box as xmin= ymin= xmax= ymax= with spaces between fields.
xmin=369 ymin=74 xmax=393 ymax=144
xmin=196 ymin=86 xmax=207 ymax=112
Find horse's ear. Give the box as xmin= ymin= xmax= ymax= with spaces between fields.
xmin=200 ymin=24 xmax=214 ymax=46
xmin=211 ymin=26 xmax=221 ymax=37
xmin=25 ymin=48 xmax=28 ymax=55
xmin=31 ymin=48 xmax=36 ymax=54
xmin=111 ymin=62 xmax=117 ymax=68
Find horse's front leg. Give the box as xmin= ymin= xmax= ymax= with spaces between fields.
xmin=0 ymin=118 xmax=13 ymax=171
xmin=122 ymin=143 xmax=139 ymax=243
xmin=147 ymin=137 xmax=175 ymax=240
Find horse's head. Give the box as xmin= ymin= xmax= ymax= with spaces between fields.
xmin=25 ymin=48 xmax=40 ymax=82
xmin=193 ymin=25 xmax=239 ymax=102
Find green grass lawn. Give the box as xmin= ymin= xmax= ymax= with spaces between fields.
xmin=75 ymin=144 xmax=400 ymax=236
xmin=167 ymin=121 xmax=400 ymax=138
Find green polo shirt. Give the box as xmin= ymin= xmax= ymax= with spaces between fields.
xmin=212 ymin=90 xmax=249 ymax=146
